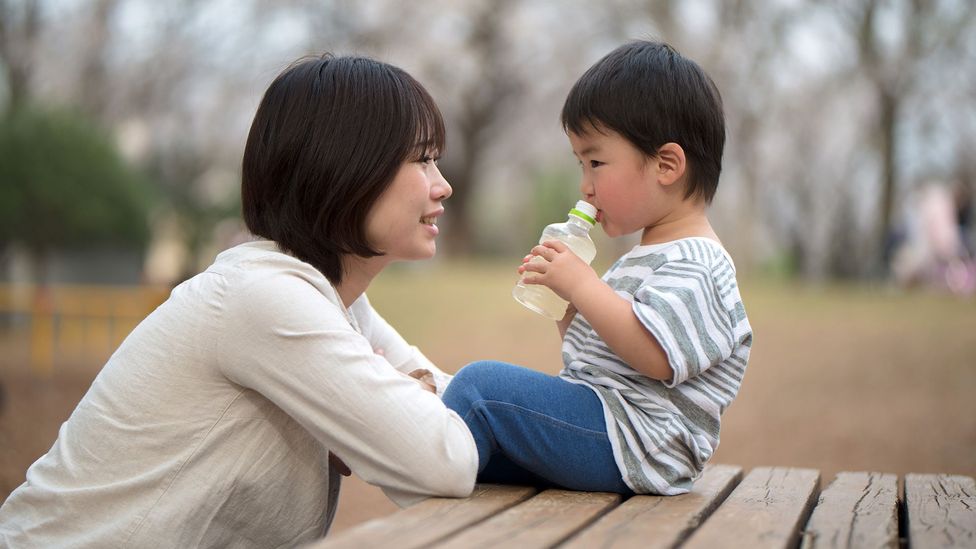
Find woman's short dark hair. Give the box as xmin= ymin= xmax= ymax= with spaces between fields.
xmin=242 ymin=53 xmax=445 ymax=283
xmin=561 ymin=41 xmax=725 ymax=203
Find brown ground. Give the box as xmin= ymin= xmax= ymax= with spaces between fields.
xmin=2 ymin=263 xmax=975 ymax=534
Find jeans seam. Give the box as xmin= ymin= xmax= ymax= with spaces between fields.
xmin=469 ymin=399 xmax=609 ymax=440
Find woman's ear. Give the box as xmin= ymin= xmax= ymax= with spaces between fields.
xmin=655 ymin=143 xmax=686 ymax=186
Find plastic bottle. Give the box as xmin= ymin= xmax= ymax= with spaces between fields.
xmin=513 ymin=200 xmax=598 ymax=320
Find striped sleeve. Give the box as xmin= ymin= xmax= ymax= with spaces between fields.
xmin=631 ymin=259 xmax=735 ymax=387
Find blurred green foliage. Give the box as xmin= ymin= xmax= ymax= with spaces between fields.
xmin=526 ymin=167 xmax=580 ymax=242
xmin=0 ymin=107 xmax=155 ymax=255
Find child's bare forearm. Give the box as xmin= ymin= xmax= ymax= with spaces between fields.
xmin=570 ymin=279 xmax=673 ymax=381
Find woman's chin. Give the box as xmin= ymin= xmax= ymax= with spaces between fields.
xmin=403 ymin=245 xmax=438 ymax=262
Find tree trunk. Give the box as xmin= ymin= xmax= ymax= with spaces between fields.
xmin=876 ymin=88 xmax=898 ymax=277
xmin=0 ymin=0 xmax=40 ymax=112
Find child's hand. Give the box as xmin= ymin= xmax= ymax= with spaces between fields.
xmin=518 ymin=240 xmax=599 ymax=302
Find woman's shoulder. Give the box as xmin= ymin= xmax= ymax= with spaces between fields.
xmin=207 ymin=240 xmax=343 ymax=313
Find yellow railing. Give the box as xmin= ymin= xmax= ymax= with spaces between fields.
xmin=0 ymin=283 xmax=170 ymax=376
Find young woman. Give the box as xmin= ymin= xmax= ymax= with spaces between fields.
xmin=0 ymin=54 xmax=477 ymax=548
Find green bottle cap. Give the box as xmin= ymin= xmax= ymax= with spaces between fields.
xmin=569 ymin=200 xmax=597 ymax=225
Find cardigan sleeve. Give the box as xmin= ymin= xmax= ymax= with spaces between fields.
xmin=351 ymin=295 xmax=454 ymax=395
xmin=215 ymin=270 xmax=477 ymax=506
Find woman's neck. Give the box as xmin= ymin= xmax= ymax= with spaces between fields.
xmin=335 ymin=255 xmax=390 ymax=308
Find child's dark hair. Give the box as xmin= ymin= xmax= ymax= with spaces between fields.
xmin=241 ymin=54 xmax=445 ymax=283
xmin=561 ymin=41 xmax=725 ymax=203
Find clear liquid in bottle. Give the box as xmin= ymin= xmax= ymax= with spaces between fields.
xmin=513 ymin=201 xmax=597 ymax=320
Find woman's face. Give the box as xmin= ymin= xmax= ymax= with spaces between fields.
xmin=365 ymin=154 xmax=452 ymax=261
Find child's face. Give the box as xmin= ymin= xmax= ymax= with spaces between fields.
xmin=568 ymin=128 xmax=669 ymax=238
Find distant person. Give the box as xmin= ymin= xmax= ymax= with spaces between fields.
xmin=953 ymin=180 xmax=973 ymax=257
xmin=442 ymin=41 xmax=753 ymax=495
xmin=0 ymin=54 xmax=476 ymax=547
xmin=892 ymin=181 xmax=975 ymax=293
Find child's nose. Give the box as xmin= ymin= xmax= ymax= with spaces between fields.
xmin=579 ymin=176 xmax=595 ymax=199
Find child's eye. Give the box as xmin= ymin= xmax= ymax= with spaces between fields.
xmin=590 ymin=160 xmax=603 ymax=168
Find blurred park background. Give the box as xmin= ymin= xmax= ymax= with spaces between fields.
xmin=1 ymin=0 xmax=975 ymax=533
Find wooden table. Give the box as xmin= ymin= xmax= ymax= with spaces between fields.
xmin=311 ymin=465 xmax=976 ymax=548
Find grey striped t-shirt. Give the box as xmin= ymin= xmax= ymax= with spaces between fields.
xmin=560 ymin=237 xmax=752 ymax=495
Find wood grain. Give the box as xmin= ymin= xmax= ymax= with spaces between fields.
xmin=433 ymin=489 xmax=621 ymax=548
xmin=311 ymin=484 xmax=536 ymax=549
xmin=682 ymin=466 xmax=820 ymax=549
xmin=904 ymin=473 xmax=976 ymax=548
xmin=560 ymin=464 xmax=743 ymax=549
xmin=800 ymin=471 xmax=899 ymax=548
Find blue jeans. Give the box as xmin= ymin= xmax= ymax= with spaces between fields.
xmin=442 ymin=361 xmax=633 ymax=494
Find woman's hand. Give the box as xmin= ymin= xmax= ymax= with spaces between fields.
xmin=518 ymin=240 xmax=600 ymax=303
xmin=407 ymin=369 xmax=436 ymax=393
xmin=379 ymin=345 xmax=435 ymax=393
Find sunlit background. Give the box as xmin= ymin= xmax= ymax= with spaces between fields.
xmin=2 ymin=0 xmax=975 ymax=533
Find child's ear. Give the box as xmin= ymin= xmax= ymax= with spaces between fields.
xmin=655 ymin=143 xmax=686 ymax=186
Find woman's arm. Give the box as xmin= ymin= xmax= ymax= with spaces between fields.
xmin=352 ymin=295 xmax=453 ymax=394
xmin=217 ymin=275 xmax=477 ymax=506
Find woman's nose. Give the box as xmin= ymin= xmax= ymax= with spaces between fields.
xmin=432 ymin=165 xmax=452 ymax=200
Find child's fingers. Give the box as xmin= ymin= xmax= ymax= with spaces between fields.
xmin=530 ymin=245 xmax=557 ymax=261
xmin=520 ymin=260 xmax=546 ymax=275
xmin=541 ymin=240 xmax=569 ymax=252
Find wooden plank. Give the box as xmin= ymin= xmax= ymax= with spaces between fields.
xmin=904 ymin=473 xmax=976 ymax=548
xmin=312 ymin=484 xmax=536 ymax=549
xmin=683 ymin=466 xmax=821 ymax=549
xmin=433 ymin=489 xmax=622 ymax=548
xmin=560 ymin=464 xmax=743 ymax=549
xmin=800 ymin=472 xmax=899 ymax=549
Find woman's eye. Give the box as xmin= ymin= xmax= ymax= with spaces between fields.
xmin=420 ymin=155 xmax=439 ymax=165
